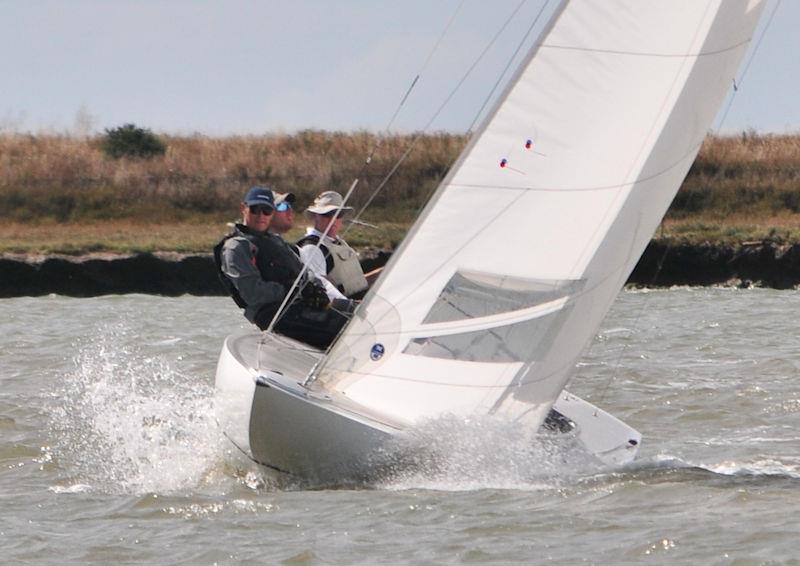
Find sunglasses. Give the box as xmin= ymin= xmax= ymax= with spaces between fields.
xmin=275 ymin=201 xmax=292 ymax=212
xmin=248 ymin=205 xmax=273 ymax=215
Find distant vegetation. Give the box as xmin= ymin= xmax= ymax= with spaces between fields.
xmin=0 ymin=130 xmax=460 ymax=224
xmin=676 ymin=132 xmax=800 ymax=217
xmin=0 ymin=130 xmax=798 ymax=254
xmin=101 ymin=123 xmax=167 ymax=159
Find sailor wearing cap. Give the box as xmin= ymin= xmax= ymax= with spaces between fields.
xmin=297 ymin=191 xmax=370 ymax=299
xmin=214 ymin=186 xmax=353 ymax=349
xmin=268 ymin=191 xmax=296 ymax=236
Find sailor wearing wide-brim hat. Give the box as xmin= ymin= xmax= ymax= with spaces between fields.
xmin=303 ymin=191 xmax=355 ymax=218
xmin=297 ymin=191 xmax=368 ymax=298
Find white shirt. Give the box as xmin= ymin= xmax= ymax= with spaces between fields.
xmin=298 ymin=229 xmax=346 ymax=301
xmin=298 ymin=228 xmax=329 ymax=280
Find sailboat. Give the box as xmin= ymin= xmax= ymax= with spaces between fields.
xmin=215 ymin=1 xmax=766 ymax=481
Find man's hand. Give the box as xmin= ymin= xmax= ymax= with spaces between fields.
xmin=301 ymin=279 xmax=330 ymax=310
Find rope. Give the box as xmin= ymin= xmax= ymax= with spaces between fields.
xmin=263 ymin=1 xmax=467 ymax=341
xmin=465 ymin=1 xmax=551 ymax=134
xmin=264 ymin=179 xmax=359 ymax=335
xmin=715 ymin=0 xmax=782 ymax=130
xmin=385 ymin=0 xmax=466 ymax=131
xmin=302 ymin=1 xmax=555 ymax=385
xmin=345 ymin=0 xmax=542 ymax=233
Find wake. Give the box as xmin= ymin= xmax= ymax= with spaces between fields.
xmin=49 ymin=323 xmax=798 ymax=495
xmin=366 ymin=415 xmax=618 ymax=492
xmin=596 ymin=453 xmax=800 ymax=486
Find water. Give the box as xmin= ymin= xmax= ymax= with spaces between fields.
xmin=2 ymin=289 xmax=799 ymax=564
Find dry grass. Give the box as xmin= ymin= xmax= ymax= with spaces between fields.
xmin=0 ymin=220 xmax=226 ymax=255
xmin=0 ymin=218 xmax=411 ymax=255
xmin=672 ymin=133 xmax=800 ymax=217
xmin=0 ymin=131 xmax=465 ymax=222
xmin=2 ymin=214 xmax=797 ymax=256
xmin=1 ymin=131 xmax=799 ymax=254
xmin=658 ymin=212 xmax=800 ymax=245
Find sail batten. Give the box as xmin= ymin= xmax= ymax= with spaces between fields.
xmin=315 ymin=0 xmax=766 ymax=427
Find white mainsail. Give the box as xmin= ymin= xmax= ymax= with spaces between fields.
xmin=314 ymin=1 xmax=765 ymax=428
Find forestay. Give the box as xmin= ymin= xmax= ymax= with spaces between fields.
xmin=313 ymin=1 xmax=765 ymax=428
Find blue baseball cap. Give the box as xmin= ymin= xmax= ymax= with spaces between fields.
xmin=243 ymin=186 xmax=275 ymax=209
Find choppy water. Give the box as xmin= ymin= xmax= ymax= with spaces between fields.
xmin=1 ymin=289 xmax=799 ymax=564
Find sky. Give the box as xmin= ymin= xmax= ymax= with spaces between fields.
xmin=0 ymin=0 xmax=797 ymax=137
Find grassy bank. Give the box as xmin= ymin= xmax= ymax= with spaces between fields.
xmin=1 ymin=131 xmax=798 ymax=254
xmin=0 ymin=219 xmax=410 ymax=255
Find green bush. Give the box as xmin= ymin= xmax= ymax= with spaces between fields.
xmin=101 ymin=124 xmax=166 ymax=159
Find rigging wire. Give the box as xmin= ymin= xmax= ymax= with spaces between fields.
xmin=264 ymin=177 xmax=359 ymax=335
xmin=346 ymin=0 xmax=551 ymax=262
xmin=715 ymin=0 xmax=781 ymax=130
xmin=590 ymin=0 xmax=783 ymax=407
xmin=346 ymin=0 xmax=551 ymax=245
xmin=464 ymin=1 xmax=551 ymax=134
xmin=262 ymin=0 xmax=467 ymax=340
xmin=333 ymin=1 xmax=560 ymax=325
xmin=334 ymin=0 xmax=564 ymax=328
xmin=304 ymin=0 xmax=555 ymax=385
xmin=345 ymin=0 xmax=544 ymax=233
xmin=385 ymin=0 xmax=466 ymax=131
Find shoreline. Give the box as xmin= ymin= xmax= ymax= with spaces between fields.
xmin=1 ymin=242 xmax=797 ymax=298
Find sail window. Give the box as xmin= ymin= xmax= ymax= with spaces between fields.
xmin=422 ymin=271 xmax=584 ymax=324
xmin=402 ymin=272 xmax=582 ymax=363
xmin=405 ymin=305 xmax=573 ymax=364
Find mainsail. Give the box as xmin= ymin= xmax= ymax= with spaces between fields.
xmin=314 ymin=1 xmax=765 ymax=428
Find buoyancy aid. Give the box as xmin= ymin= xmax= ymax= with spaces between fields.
xmin=296 ymin=233 xmax=368 ymax=297
xmin=214 ymin=224 xmax=304 ymax=309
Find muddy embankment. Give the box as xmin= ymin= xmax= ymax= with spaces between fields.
xmin=1 ymin=243 xmax=799 ymax=298
xmin=0 ymin=251 xmax=392 ymax=298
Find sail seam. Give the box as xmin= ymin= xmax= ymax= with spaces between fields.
xmin=541 ymin=38 xmax=751 ymax=58
xmin=544 ymin=0 xmax=715 ymax=279
xmin=449 ymin=138 xmax=705 ymax=193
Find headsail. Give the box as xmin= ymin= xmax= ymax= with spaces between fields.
xmin=314 ymin=1 xmax=765 ymax=427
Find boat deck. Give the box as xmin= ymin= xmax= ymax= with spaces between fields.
xmin=226 ymin=331 xmax=409 ymax=431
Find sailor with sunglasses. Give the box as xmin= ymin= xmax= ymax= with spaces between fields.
xmin=214 ymin=186 xmax=353 ymax=349
xmin=268 ymin=192 xmax=296 ymax=236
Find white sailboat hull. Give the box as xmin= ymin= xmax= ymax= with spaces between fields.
xmin=215 ymin=332 xmax=641 ymax=481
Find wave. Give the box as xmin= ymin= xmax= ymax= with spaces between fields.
xmin=45 ymin=323 xmax=230 ymax=495
xmin=43 ymin=321 xmax=799 ymax=495
xmin=370 ymin=414 xmax=616 ymax=492
xmin=598 ymin=453 xmax=800 ymax=484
